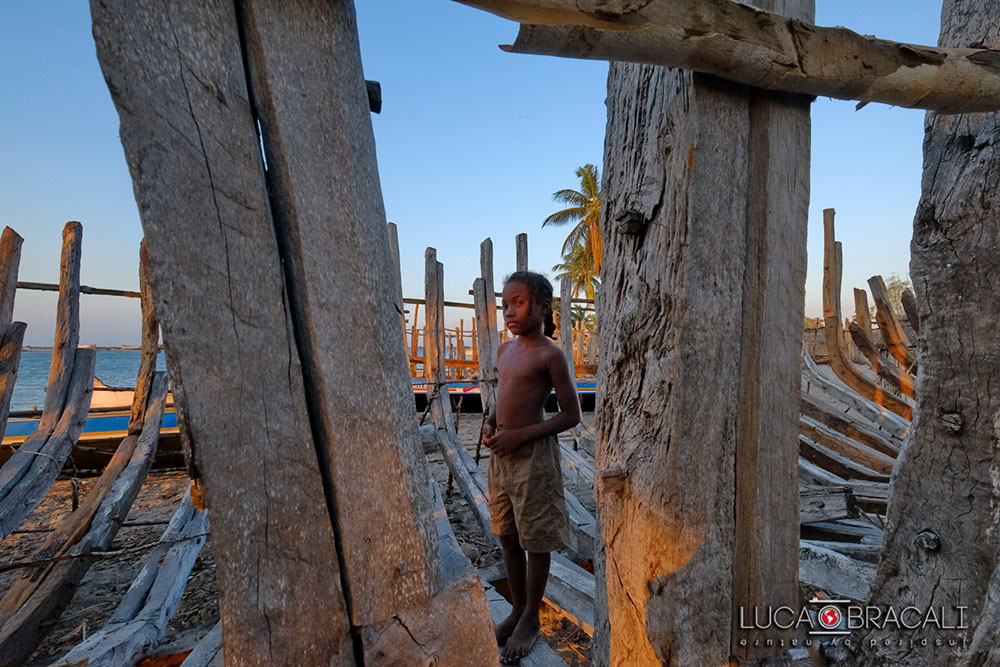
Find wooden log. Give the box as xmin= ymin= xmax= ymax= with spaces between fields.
xmin=0 ymin=322 xmax=26 ymax=439
xmin=54 ymin=489 xmax=208 ymax=667
xmin=427 ymin=249 xmax=496 ymax=545
xmin=0 ymin=348 xmax=95 ymax=539
xmin=179 ymin=622 xmax=222 ymax=667
xmin=800 ymin=539 xmax=881 ymax=565
xmin=0 ymin=228 xmax=24 ymax=334
xmin=595 ymin=2 xmax=811 ymax=656
xmin=800 ymin=392 xmax=901 ymax=458
xmin=0 ymin=373 xmax=168 ymax=666
xmin=458 ymin=0 xmax=1000 ymax=114
xmin=129 ymin=242 xmax=158 ymax=434
xmin=854 ymin=287 xmax=872 ymax=339
xmin=798 ymin=434 xmax=888 ymax=483
xmin=240 ymin=0 xmax=445 ymax=626
xmin=868 ymin=274 xmax=918 ymax=373
xmin=901 ymin=287 xmax=920 ymax=336
xmin=41 ymin=222 xmax=82 ymax=431
xmin=15 ymin=282 xmax=141 ymax=299
xmin=800 ymin=486 xmax=857 ymax=524
xmin=799 ymin=541 xmax=876 ymax=601
xmin=478 ymin=238 xmax=500 ymax=414
xmin=92 ymin=1 xmax=356 ymax=660
xmin=798 ymin=457 xmax=846 ymax=487
xmin=799 ymin=415 xmax=895 ymax=475
xmin=847 ymin=321 xmax=915 ymax=398
xmin=801 ymin=348 xmax=910 ymax=440
xmin=515 ymin=232 xmax=528 ymax=271
xmin=822 ymin=210 xmax=913 ymax=420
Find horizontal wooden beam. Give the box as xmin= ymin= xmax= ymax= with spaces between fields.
xmin=457 ymin=0 xmax=1000 ymax=113
xmin=17 ymin=281 xmax=140 ymax=299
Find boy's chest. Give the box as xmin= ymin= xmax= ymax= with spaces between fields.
xmin=498 ymin=348 xmax=548 ymax=386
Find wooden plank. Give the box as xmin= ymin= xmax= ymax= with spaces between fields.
xmin=179 ymin=622 xmax=222 ymax=667
xmin=799 ymin=434 xmax=888 ymax=483
xmin=0 ymin=348 xmax=95 ymax=539
xmin=800 ymin=392 xmax=901 ymax=458
xmin=0 ymin=322 xmax=26 ymax=439
xmin=460 ymin=0 xmax=1000 ymax=113
xmin=800 ymin=539 xmax=880 ymax=565
xmin=800 ymin=486 xmax=857 ymax=524
xmin=822 ymin=210 xmax=913 ymax=420
xmin=129 ymin=242 xmax=158 ymax=434
xmin=515 ymin=233 xmax=528 ymax=271
xmin=847 ymin=321 xmax=915 ymax=398
xmin=0 ymin=228 xmax=24 ymax=335
xmin=559 ymin=439 xmax=594 ymax=491
xmin=799 ymin=542 xmax=877 ymax=601
xmin=801 ymin=349 xmax=910 ymax=440
xmin=16 ymin=282 xmax=140 ymax=299
xmin=563 ymin=488 xmax=597 ymax=561
xmin=868 ymin=274 xmax=918 ymax=373
xmin=91 ymin=2 xmax=355 ymax=661
xmin=595 ymin=0 xmax=811 ymax=655
xmin=853 ymin=287 xmax=872 ymax=339
xmin=799 ymin=415 xmax=896 ymax=475
xmin=0 ymin=374 xmax=168 ymax=665
xmin=40 ymin=222 xmax=82 ymax=431
xmin=55 ymin=490 xmax=209 ymax=667
xmin=239 ymin=0 xmax=442 ymax=627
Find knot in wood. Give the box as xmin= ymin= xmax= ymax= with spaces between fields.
xmin=615 ymin=210 xmax=646 ymax=235
xmin=937 ymin=411 xmax=964 ymax=434
xmin=915 ymin=530 xmax=941 ymax=551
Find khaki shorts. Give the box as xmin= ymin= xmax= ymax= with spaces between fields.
xmin=488 ymin=434 xmax=569 ymax=553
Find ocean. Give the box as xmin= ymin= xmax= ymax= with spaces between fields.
xmin=12 ymin=349 xmax=167 ymax=412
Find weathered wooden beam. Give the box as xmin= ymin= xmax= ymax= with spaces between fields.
xmin=848 ymin=320 xmax=915 ymax=398
xmin=54 ymin=488 xmax=208 ymax=667
xmin=15 ymin=281 xmax=141 ymax=299
xmin=798 ymin=434 xmax=888 ymax=483
xmin=800 ymin=485 xmax=857 ymax=524
xmin=0 ymin=228 xmax=23 ymax=335
xmin=92 ymin=1 xmax=359 ymax=660
xmin=180 ymin=622 xmax=222 ymax=667
xmin=475 ymin=237 xmax=500 ymax=416
xmin=901 ymin=287 xmax=920 ymax=336
xmin=41 ymin=222 xmax=82 ymax=430
xmin=595 ymin=0 xmax=810 ymax=656
xmin=868 ymin=274 xmax=918 ymax=373
xmin=799 ymin=415 xmax=895 ymax=475
xmin=0 ymin=373 xmax=168 ymax=666
xmin=854 ymin=287 xmax=872 ymax=339
xmin=799 ymin=541 xmax=876 ymax=601
xmin=559 ymin=439 xmax=595 ymax=491
xmin=0 ymin=324 xmax=25 ymax=441
xmin=801 ymin=348 xmax=910 ymax=441
xmin=128 ymin=242 xmax=158 ymax=434
xmin=822 ymin=210 xmax=913 ymax=420
xmin=515 ymin=232 xmax=528 ymax=271
xmin=800 ymin=392 xmax=901 ymax=458
xmin=457 ymin=0 xmax=1000 ymax=114
xmin=0 ymin=348 xmax=95 ymax=539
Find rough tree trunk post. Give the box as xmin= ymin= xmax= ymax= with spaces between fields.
xmin=515 ymin=232 xmax=528 ymax=271
xmin=92 ymin=1 xmax=495 ymax=663
xmin=0 ymin=227 xmax=24 ymax=438
xmin=477 ymin=238 xmax=500 ymax=415
xmin=858 ymin=2 xmax=1000 ymax=665
xmin=594 ymin=1 xmax=811 ymax=663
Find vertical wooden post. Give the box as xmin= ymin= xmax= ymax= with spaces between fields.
xmin=515 ymin=233 xmax=528 ymax=271
xmin=128 ymin=241 xmax=158 ymax=434
xmin=854 ymin=287 xmax=873 ymax=338
xmin=476 ymin=239 xmax=500 ymax=415
xmin=559 ymin=277 xmax=573 ymax=373
xmin=40 ymin=222 xmax=82 ymax=431
xmin=596 ymin=0 xmax=812 ymax=662
xmin=386 ymin=222 xmax=411 ymax=374
xmin=0 ymin=227 xmax=25 ymax=439
xmin=92 ymin=1 xmax=495 ymax=663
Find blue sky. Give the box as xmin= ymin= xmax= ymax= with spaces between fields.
xmin=1 ymin=1 xmax=941 ymax=346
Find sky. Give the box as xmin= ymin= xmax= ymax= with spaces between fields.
xmin=0 ymin=1 xmax=943 ymax=346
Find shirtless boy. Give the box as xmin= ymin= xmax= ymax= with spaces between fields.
xmin=483 ymin=271 xmax=581 ymax=664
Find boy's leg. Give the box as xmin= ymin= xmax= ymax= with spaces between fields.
xmin=502 ymin=550 xmax=550 ymax=664
xmin=496 ymin=531 xmax=525 ymax=645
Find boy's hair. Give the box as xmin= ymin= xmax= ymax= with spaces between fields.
xmin=505 ymin=271 xmax=556 ymax=338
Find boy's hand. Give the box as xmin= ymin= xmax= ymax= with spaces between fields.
xmin=484 ymin=428 xmax=523 ymax=457
xmin=481 ymin=422 xmax=496 ymax=442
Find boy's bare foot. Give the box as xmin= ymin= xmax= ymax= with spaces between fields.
xmin=501 ymin=611 xmax=540 ymax=664
xmin=495 ymin=607 xmax=522 ymax=646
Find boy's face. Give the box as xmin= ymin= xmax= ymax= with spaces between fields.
xmin=502 ymin=281 xmax=547 ymax=336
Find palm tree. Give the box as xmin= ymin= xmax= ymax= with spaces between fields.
xmin=552 ymin=241 xmax=599 ymax=301
xmin=543 ymin=164 xmax=602 ymax=276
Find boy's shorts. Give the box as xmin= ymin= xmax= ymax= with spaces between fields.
xmin=488 ymin=434 xmax=569 ymax=553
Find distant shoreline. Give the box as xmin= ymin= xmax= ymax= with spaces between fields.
xmin=23 ymin=346 xmax=149 ymax=352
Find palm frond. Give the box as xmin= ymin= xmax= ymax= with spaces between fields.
xmin=543 ymin=207 xmax=587 ymax=227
